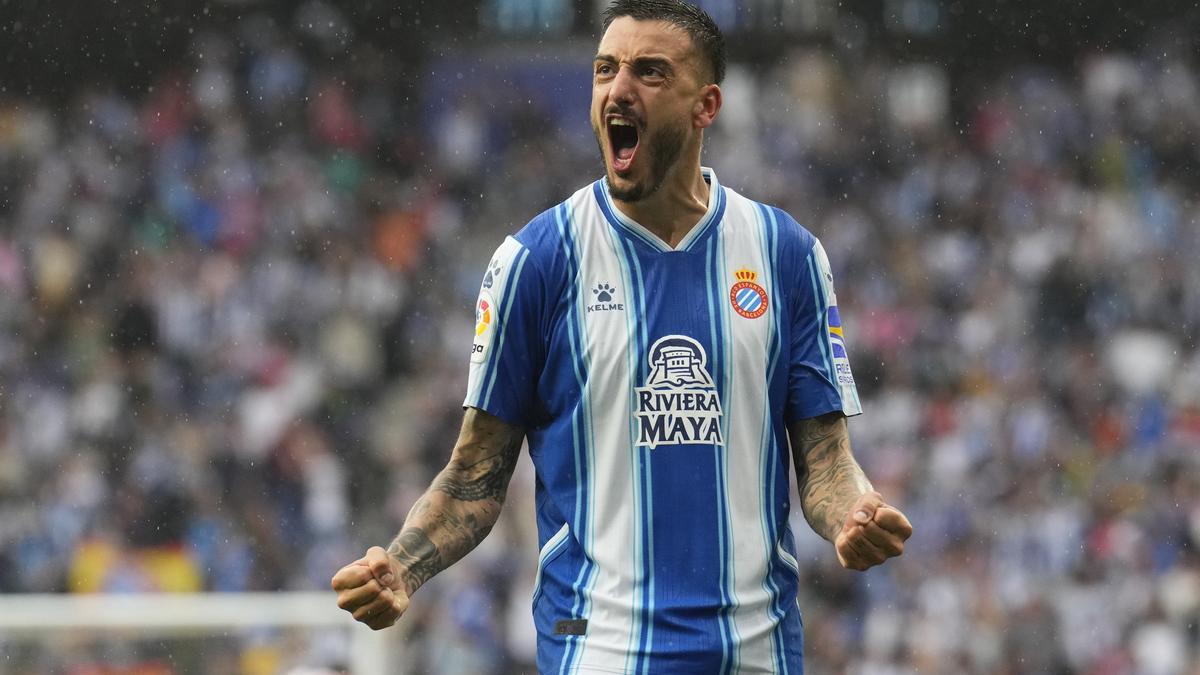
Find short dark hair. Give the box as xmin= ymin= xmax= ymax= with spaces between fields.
xmin=601 ymin=0 xmax=726 ymax=85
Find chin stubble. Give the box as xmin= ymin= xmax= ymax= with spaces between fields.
xmin=595 ymin=120 xmax=687 ymax=203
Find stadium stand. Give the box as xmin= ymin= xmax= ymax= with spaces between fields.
xmin=0 ymin=1 xmax=1197 ymax=673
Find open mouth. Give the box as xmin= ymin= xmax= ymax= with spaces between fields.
xmin=608 ymin=116 xmax=640 ymax=173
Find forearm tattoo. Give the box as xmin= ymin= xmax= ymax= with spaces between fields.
xmin=794 ymin=414 xmax=873 ymax=542
xmin=385 ymin=412 xmax=523 ymax=595
xmin=386 ymin=528 xmax=443 ymax=594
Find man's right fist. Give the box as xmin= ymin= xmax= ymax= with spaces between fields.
xmin=331 ymin=546 xmax=409 ymax=630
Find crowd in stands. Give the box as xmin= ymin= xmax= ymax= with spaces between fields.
xmin=0 ymin=5 xmax=1197 ymax=674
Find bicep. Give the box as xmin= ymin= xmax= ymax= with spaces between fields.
xmin=453 ymin=406 xmax=525 ymax=466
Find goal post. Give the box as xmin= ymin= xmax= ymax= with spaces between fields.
xmin=0 ymin=592 xmax=409 ymax=674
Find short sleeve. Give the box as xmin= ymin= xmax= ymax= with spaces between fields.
xmin=463 ymin=236 xmax=544 ymax=427
xmin=786 ymin=237 xmax=862 ymax=421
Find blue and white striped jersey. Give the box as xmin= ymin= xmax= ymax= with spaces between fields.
xmin=464 ymin=168 xmax=861 ymax=674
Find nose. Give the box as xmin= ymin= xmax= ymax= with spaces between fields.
xmin=609 ymin=64 xmax=637 ymax=107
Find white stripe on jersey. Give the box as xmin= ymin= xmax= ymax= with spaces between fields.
xmin=567 ymin=186 xmax=642 ymax=672
xmin=720 ymin=192 xmax=788 ymax=673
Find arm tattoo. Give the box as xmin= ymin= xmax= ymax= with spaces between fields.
xmin=431 ymin=438 xmax=521 ymax=502
xmin=387 ymin=528 xmax=443 ymax=594
xmin=385 ymin=409 xmax=523 ymax=595
xmin=792 ymin=414 xmax=873 ymax=542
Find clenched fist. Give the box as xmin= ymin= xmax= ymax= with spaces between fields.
xmin=331 ymin=546 xmax=409 ymax=630
xmin=835 ymin=491 xmax=912 ymax=571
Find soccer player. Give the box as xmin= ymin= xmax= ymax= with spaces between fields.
xmin=332 ymin=0 xmax=913 ymax=671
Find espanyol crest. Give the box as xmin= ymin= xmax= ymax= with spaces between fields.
xmin=635 ymin=335 xmax=724 ymax=449
xmin=730 ymin=268 xmax=768 ymax=319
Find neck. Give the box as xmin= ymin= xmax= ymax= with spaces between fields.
xmin=611 ymin=143 xmax=710 ymax=248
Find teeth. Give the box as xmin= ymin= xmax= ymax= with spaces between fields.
xmin=610 ymin=118 xmax=634 ymax=127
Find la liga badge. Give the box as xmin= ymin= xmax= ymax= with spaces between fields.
xmin=471 ymin=290 xmax=497 ymax=363
xmin=730 ymin=268 xmax=767 ymax=319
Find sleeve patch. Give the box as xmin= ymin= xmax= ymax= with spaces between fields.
xmin=827 ymin=305 xmax=855 ymax=387
xmin=471 ymin=288 xmax=498 ymax=364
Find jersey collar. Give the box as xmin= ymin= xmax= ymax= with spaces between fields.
xmin=594 ymin=167 xmax=726 ymax=253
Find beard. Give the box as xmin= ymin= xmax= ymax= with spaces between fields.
xmin=594 ymin=118 xmax=688 ymax=203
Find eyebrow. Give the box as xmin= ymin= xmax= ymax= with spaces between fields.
xmin=593 ymin=54 xmax=676 ymax=74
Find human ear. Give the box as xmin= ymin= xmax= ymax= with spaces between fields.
xmin=693 ymin=83 xmax=722 ymax=129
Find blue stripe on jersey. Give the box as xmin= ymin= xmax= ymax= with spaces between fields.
xmin=806 ymin=254 xmax=838 ymax=392
xmin=555 ymin=202 xmax=599 ymax=675
xmin=757 ymin=203 xmax=789 ymax=674
xmin=714 ymin=195 xmax=744 ymax=673
xmin=481 ymin=247 xmax=530 ymax=409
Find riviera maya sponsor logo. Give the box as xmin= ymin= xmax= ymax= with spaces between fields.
xmin=471 ymin=290 xmax=496 ymax=363
xmin=635 ymin=335 xmax=723 ymax=449
xmin=730 ymin=268 xmax=768 ymax=319
xmin=588 ymin=282 xmax=624 ymax=313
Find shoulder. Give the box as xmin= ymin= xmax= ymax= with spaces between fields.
xmin=509 ymin=182 xmax=598 ymax=278
xmin=511 ymin=204 xmax=567 ymax=264
xmin=766 ymin=205 xmax=819 ymax=256
xmin=723 ymin=186 xmax=820 ymax=259
xmin=484 ymin=183 xmax=596 ymax=295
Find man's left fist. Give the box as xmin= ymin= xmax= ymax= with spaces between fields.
xmin=834 ymin=491 xmax=912 ymax=571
